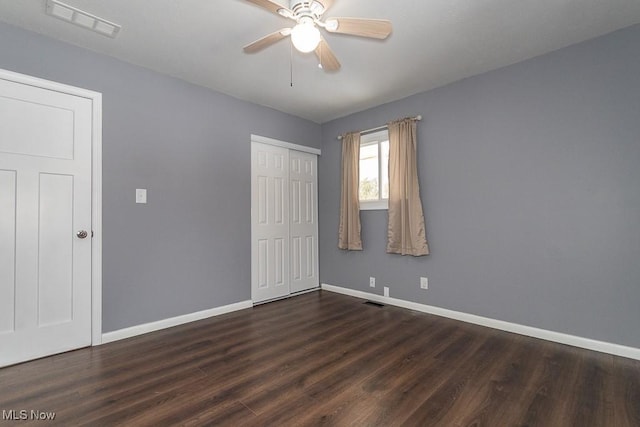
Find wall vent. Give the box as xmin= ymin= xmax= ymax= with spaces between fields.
xmin=363 ymin=301 xmax=385 ymax=308
xmin=45 ymin=0 xmax=121 ymax=38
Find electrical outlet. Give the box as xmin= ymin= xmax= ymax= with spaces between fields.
xmin=420 ymin=277 xmax=428 ymax=290
xmin=135 ymin=188 xmax=147 ymax=204
xmin=369 ymin=277 xmax=375 ymax=287
xmin=383 ymin=286 xmax=389 ymax=297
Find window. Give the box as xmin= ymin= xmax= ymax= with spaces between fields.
xmin=359 ymin=129 xmax=389 ymax=210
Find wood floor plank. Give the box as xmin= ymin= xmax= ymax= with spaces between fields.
xmin=513 ymin=344 xmax=581 ymax=426
xmin=248 ymin=312 xmax=454 ymax=425
xmin=472 ymin=338 xmax=552 ymax=425
xmin=289 ymin=324 xmax=468 ymax=426
xmin=613 ymin=357 xmax=640 ymax=426
xmin=0 ymin=291 xmax=638 ymax=426
xmin=1 ymin=292 xmax=353 ymax=407
xmin=430 ymin=334 xmax=540 ymax=426
xmin=571 ymin=353 xmax=614 ymax=427
xmin=400 ymin=332 xmax=516 ymax=426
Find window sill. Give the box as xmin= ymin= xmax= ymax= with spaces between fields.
xmin=360 ymin=200 xmax=388 ymax=211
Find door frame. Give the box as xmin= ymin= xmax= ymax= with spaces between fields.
xmin=251 ymin=134 xmax=321 ymax=156
xmin=0 ymin=68 xmax=103 ymax=345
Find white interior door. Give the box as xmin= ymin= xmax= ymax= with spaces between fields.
xmin=289 ymin=151 xmax=319 ymax=293
xmin=251 ymin=142 xmax=290 ymax=303
xmin=0 ymin=78 xmax=93 ymax=367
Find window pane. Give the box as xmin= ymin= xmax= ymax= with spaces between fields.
xmin=359 ymin=144 xmax=379 ymax=200
xmin=381 ymin=140 xmax=389 ymax=199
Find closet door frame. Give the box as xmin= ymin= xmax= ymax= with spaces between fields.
xmin=250 ymin=135 xmax=320 ymax=304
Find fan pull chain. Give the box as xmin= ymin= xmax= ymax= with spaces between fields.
xmin=290 ymin=42 xmax=294 ymax=87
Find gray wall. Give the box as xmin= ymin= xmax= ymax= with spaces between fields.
xmin=0 ymin=22 xmax=321 ymax=332
xmin=2 ymin=19 xmax=639 ymax=349
xmin=319 ymin=24 xmax=640 ymax=348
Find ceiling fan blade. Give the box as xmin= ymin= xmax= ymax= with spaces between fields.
xmin=314 ymin=37 xmax=341 ymax=72
xmin=244 ymin=0 xmax=293 ymax=18
xmin=243 ymin=29 xmax=291 ymax=53
xmin=324 ymin=17 xmax=392 ymax=39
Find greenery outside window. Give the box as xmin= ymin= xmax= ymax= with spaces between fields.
xmin=359 ymin=129 xmax=389 ymax=210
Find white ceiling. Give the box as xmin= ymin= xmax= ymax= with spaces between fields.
xmin=1 ymin=0 xmax=640 ymax=123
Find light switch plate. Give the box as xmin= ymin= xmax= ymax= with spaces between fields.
xmin=136 ymin=188 xmax=147 ymax=204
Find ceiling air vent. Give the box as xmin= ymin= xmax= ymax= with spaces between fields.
xmin=45 ymin=0 xmax=121 ymax=38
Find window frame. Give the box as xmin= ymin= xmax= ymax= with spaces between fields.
xmin=359 ymin=129 xmax=389 ymax=211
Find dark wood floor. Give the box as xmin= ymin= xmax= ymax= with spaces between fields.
xmin=1 ymin=291 xmax=639 ymax=426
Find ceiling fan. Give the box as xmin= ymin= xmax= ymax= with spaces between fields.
xmin=242 ymin=0 xmax=392 ymax=72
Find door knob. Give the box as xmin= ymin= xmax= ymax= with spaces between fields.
xmin=77 ymin=230 xmax=88 ymax=239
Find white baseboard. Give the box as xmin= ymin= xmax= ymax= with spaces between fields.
xmin=321 ymin=283 xmax=640 ymax=361
xmin=101 ymin=300 xmax=253 ymax=344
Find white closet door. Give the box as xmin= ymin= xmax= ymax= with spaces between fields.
xmin=0 ymin=78 xmax=92 ymax=367
xmin=289 ymin=151 xmax=319 ymax=293
xmin=251 ymin=142 xmax=290 ymax=303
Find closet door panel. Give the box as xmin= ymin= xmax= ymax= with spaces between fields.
xmin=251 ymin=143 xmax=290 ymax=303
xmin=289 ymin=151 xmax=319 ymax=293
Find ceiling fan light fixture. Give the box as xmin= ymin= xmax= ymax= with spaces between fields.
xmin=324 ymin=18 xmax=338 ymax=32
xmin=291 ymin=20 xmax=321 ymax=53
xmin=241 ymin=0 xmax=390 ymax=72
xmin=309 ymin=1 xmax=326 ymax=16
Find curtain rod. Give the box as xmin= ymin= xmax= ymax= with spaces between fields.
xmin=337 ymin=115 xmax=422 ymax=140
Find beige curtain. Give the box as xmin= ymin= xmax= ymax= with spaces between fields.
xmin=338 ymin=132 xmax=363 ymax=250
xmin=386 ymin=118 xmax=430 ymax=256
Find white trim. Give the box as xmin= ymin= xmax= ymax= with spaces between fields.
xmin=251 ymin=134 xmax=321 ymax=156
xmin=0 ymin=68 xmax=103 ymax=346
xmin=0 ymin=68 xmax=101 ymax=99
xmin=321 ymin=283 xmax=640 ymax=361
xmin=90 ymin=93 xmax=103 ymax=345
xmin=360 ymin=200 xmax=388 ymax=210
xmin=101 ymin=300 xmax=253 ymax=344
